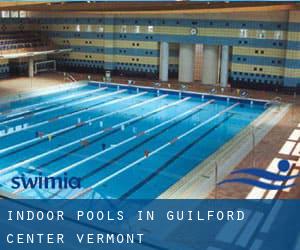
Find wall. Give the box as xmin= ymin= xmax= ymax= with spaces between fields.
xmin=284 ymin=10 xmax=300 ymax=89
xmin=1 ymin=10 xmax=299 ymax=91
xmin=0 ymin=16 xmax=40 ymax=77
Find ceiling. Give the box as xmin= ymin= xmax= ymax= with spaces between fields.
xmin=0 ymin=1 xmax=298 ymax=14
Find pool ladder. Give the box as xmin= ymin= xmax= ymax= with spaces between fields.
xmin=64 ymin=72 xmax=77 ymax=83
xmin=153 ymin=82 xmax=161 ymax=96
xmin=264 ymin=96 xmax=282 ymax=109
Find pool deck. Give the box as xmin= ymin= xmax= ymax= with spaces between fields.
xmin=0 ymin=72 xmax=299 ymax=199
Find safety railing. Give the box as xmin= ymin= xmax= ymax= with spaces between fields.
xmin=264 ymin=96 xmax=282 ymax=110
xmin=64 ymin=72 xmax=77 ymax=83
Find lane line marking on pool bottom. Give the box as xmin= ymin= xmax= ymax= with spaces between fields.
xmin=1 ymin=86 xmax=106 ymax=121
xmin=0 ymin=89 xmax=127 ymax=139
xmin=1 ymin=93 xmax=170 ymax=176
xmin=0 ymin=87 xmax=109 ymax=126
xmin=69 ymin=102 xmax=239 ymax=199
xmin=0 ymin=91 xmax=153 ymax=170
xmin=0 ymin=84 xmax=84 ymax=118
xmin=1 ymin=85 xmax=92 ymax=118
xmin=0 ymin=90 xmax=143 ymax=155
xmin=13 ymin=95 xmax=192 ymax=194
xmin=0 ymin=83 xmax=84 ymax=117
xmin=46 ymin=99 xmax=215 ymax=179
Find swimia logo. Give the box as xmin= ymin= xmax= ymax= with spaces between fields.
xmin=218 ymin=160 xmax=300 ymax=190
xmin=11 ymin=173 xmax=81 ymax=190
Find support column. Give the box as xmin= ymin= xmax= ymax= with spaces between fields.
xmin=220 ymin=45 xmax=230 ymax=87
xmin=178 ymin=43 xmax=195 ymax=83
xmin=159 ymin=41 xmax=169 ymax=82
xmin=202 ymin=45 xmax=219 ymax=85
xmin=29 ymin=58 xmax=34 ymax=78
xmin=194 ymin=44 xmax=203 ymax=81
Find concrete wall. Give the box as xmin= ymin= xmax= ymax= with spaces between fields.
xmin=1 ymin=9 xmax=299 ymax=90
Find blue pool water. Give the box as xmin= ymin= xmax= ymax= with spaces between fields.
xmin=0 ymin=82 xmax=267 ymax=199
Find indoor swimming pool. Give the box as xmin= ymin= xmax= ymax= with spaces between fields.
xmin=0 ymin=82 xmax=268 ymax=199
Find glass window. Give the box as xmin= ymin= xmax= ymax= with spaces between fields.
xmin=135 ymin=25 xmax=140 ymax=33
xmin=86 ymin=24 xmax=92 ymax=32
xmin=239 ymin=29 xmax=248 ymax=38
xmin=98 ymin=26 xmax=104 ymax=33
xmin=1 ymin=11 xmax=10 ymax=18
xmin=120 ymin=25 xmax=127 ymax=33
xmin=148 ymin=25 xmax=154 ymax=33
xmin=76 ymin=24 xmax=80 ymax=32
xmin=274 ymin=31 xmax=283 ymax=40
xmin=19 ymin=11 xmax=26 ymax=18
xmin=10 ymin=11 xmax=19 ymax=18
xmin=256 ymin=30 xmax=266 ymax=39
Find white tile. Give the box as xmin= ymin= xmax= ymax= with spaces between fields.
xmin=292 ymin=143 xmax=300 ymax=157
xmin=284 ymin=169 xmax=299 ymax=192
xmin=265 ymin=190 xmax=278 ymax=199
xmin=246 ymin=187 xmax=266 ymax=199
xmin=279 ymin=141 xmax=296 ymax=155
xmin=288 ymin=129 xmax=300 ymax=141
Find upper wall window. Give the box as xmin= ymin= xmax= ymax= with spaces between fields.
xmin=10 ymin=11 xmax=19 ymax=18
xmin=134 ymin=25 xmax=141 ymax=33
xmin=120 ymin=25 xmax=127 ymax=33
xmin=239 ymin=29 xmax=248 ymax=38
xmin=256 ymin=30 xmax=266 ymax=39
xmin=135 ymin=25 xmax=140 ymax=33
xmin=19 ymin=11 xmax=26 ymax=18
xmin=274 ymin=31 xmax=283 ymax=40
xmin=1 ymin=11 xmax=10 ymax=18
xmin=86 ymin=24 xmax=92 ymax=32
xmin=98 ymin=26 xmax=104 ymax=33
xmin=148 ymin=25 xmax=154 ymax=33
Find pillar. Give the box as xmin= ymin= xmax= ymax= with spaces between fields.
xmin=159 ymin=41 xmax=169 ymax=82
xmin=29 ymin=58 xmax=34 ymax=78
xmin=194 ymin=44 xmax=203 ymax=81
xmin=178 ymin=43 xmax=195 ymax=83
xmin=202 ymin=45 xmax=219 ymax=85
xmin=220 ymin=45 xmax=230 ymax=87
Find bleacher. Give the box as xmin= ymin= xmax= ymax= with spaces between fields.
xmin=0 ymin=31 xmax=55 ymax=55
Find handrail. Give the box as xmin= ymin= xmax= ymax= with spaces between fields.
xmin=209 ymin=88 xmax=217 ymax=94
xmin=64 ymin=72 xmax=77 ymax=83
xmin=264 ymin=96 xmax=282 ymax=109
xmin=152 ymin=82 xmax=161 ymax=89
xmin=273 ymin=96 xmax=282 ymax=102
xmin=180 ymin=84 xmax=187 ymax=92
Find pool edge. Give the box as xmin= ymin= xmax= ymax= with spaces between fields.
xmin=88 ymin=80 xmax=272 ymax=105
xmin=158 ymin=103 xmax=290 ymax=199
